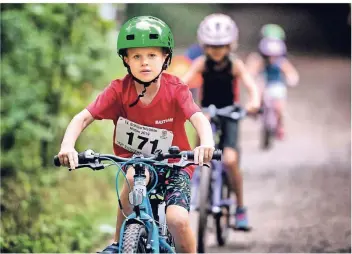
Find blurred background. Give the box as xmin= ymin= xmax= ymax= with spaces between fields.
xmin=1 ymin=3 xmax=350 ymax=253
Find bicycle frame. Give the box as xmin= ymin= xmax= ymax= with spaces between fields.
xmin=191 ymin=121 xmax=235 ymax=213
xmin=262 ymin=93 xmax=279 ymax=132
xmin=53 ymin=147 xmax=222 ymax=254
xmin=118 ymin=163 xmax=175 ymax=253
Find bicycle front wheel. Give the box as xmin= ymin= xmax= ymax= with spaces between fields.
xmin=215 ymin=172 xmax=232 ymax=246
xmin=122 ymin=223 xmax=148 ymax=253
xmin=197 ymin=165 xmax=212 ymax=253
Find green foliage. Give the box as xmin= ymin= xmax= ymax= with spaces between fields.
xmin=1 ymin=168 xmax=119 ymax=253
xmin=1 ymin=3 xmax=126 ymax=253
xmin=1 ymin=3 xmax=117 ymax=171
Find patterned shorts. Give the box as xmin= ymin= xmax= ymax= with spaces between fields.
xmin=149 ymin=168 xmax=191 ymax=212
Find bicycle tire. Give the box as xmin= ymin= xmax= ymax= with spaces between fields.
xmin=214 ymin=172 xmax=231 ymax=246
xmin=122 ymin=223 xmax=148 ymax=253
xmin=197 ymin=166 xmax=212 ymax=253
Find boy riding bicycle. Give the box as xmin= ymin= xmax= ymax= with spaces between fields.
xmin=57 ymin=16 xmax=215 ymax=253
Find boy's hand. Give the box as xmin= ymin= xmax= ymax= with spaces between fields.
xmin=58 ymin=145 xmax=79 ymax=169
xmin=193 ymin=145 xmax=215 ymax=166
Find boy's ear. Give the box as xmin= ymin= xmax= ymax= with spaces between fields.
xmin=124 ymin=56 xmax=129 ymax=65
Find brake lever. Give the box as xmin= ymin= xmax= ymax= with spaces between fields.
xmin=68 ymin=161 xmax=105 ymax=171
xmin=172 ymin=162 xmax=210 ymax=170
xmin=90 ymin=162 xmax=105 ymax=170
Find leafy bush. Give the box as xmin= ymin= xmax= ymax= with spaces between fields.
xmin=1 ymin=3 xmax=126 ymax=252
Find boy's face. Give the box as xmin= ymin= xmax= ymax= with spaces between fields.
xmin=124 ymin=47 xmax=167 ymax=82
xmin=204 ymin=45 xmax=231 ymax=62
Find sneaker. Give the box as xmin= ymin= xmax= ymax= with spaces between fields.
xmin=99 ymin=242 xmax=119 ymax=253
xmin=234 ymin=206 xmax=251 ymax=231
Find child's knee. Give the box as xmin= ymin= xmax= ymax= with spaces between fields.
xmin=223 ymin=149 xmax=238 ymax=167
xmin=166 ymin=206 xmax=190 ymax=234
xmin=126 ymin=172 xmax=135 ymax=187
xmin=274 ymin=100 xmax=285 ymax=112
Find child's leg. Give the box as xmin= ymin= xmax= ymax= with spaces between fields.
xmin=220 ymin=118 xmax=250 ymax=229
xmin=266 ymin=84 xmax=287 ymax=139
xmin=165 ymin=171 xmax=196 ymax=253
xmin=167 ymin=205 xmax=196 ymax=253
xmin=223 ymin=147 xmax=243 ymax=206
xmin=273 ymin=98 xmax=286 ymax=139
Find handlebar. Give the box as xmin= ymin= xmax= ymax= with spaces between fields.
xmin=205 ymin=104 xmax=247 ymax=121
xmin=204 ymin=104 xmax=262 ymax=121
xmin=53 ymin=146 xmax=222 ymax=170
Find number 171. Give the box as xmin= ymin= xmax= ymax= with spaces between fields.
xmin=126 ymin=132 xmax=159 ymax=154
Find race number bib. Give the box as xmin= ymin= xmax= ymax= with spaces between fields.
xmin=115 ymin=117 xmax=174 ymax=156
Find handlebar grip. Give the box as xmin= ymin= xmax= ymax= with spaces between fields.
xmin=53 ymin=152 xmax=88 ymax=167
xmin=212 ymin=150 xmax=222 ymax=160
xmin=186 ymin=149 xmax=222 ymax=161
xmin=185 ymin=151 xmax=194 ymax=160
xmin=54 ymin=156 xmax=61 ymax=167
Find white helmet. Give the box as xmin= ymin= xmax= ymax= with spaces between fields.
xmin=197 ymin=13 xmax=239 ymax=46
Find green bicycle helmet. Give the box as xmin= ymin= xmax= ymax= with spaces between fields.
xmin=260 ymin=24 xmax=286 ymax=40
xmin=117 ymin=16 xmax=175 ymax=107
xmin=117 ymin=16 xmax=174 ymax=54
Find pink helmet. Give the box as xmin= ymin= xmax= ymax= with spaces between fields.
xmin=258 ymin=38 xmax=287 ymax=56
xmin=197 ymin=13 xmax=239 ymax=46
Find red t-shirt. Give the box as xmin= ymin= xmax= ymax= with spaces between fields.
xmin=86 ymin=73 xmax=201 ymax=177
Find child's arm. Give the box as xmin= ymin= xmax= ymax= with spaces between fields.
xmin=58 ymin=81 xmax=121 ymax=169
xmin=281 ymin=59 xmax=300 ymax=87
xmin=233 ymin=58 xmax=261 ymax=112
xmin=58 ymin=109 xmax=95 ymax=169
xmin=182 ymin=55 xmax=205 ymax=85
xmin=245 ymin=52 xmax=264 ymax=77
xmin=189 ymin=112 xmax=215 ymax=165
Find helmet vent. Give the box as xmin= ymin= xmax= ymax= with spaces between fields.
xmin=126 ymin=34 xmax=135 ymax=40
xmin=149 ymin=34 xmax=159 ymax=39
xmin=149 ymin=16 xmax=159 ymax=21
xmin=215 ymin=22 xmax=220 ymax=31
